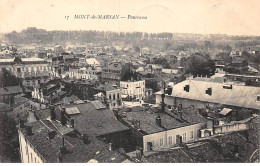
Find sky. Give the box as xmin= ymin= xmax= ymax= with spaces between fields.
xmin=0 ymin=0 xmax=260 ymax=36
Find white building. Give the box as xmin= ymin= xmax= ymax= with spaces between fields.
xmin=120 ymin=106 xmax=207 ymax=152
xmin=0 ymin=57 xmax=52 ymax=87
xmin=120 ymin=80 xmax=145 ymax=100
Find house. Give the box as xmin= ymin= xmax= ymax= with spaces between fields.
xmin=94 ymin=83 xmax=122 ymax=109
xmin=144 ymin=64 xmax=162 ymax=75
xmin=0 ymin=57 xmax=51 ymax=87
xmin=101 ymin=62 xmax=130 ymax=86
xmin=50 ymin=102 xmax=129 ymax=149
xmin=18 ymin=119 xmax=131 ymax=163
xmin=117 ymin=105 xmax=207 ymax=152
xmin=155 ymin=80 xmax=260 ymax=111
xmin=85 ymin=58 xmax=100 ymax=67
xmin=120 ymin=80 xmax=145 ymax=101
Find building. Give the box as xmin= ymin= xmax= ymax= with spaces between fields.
xmin=101 ymin=62 xmax=125 ymax=85
xmin=155 ymin=80 xmax=260 ymax=111
xmin=120 ymin=80 xmax=145 ymax=101
xmin=144 ymin=64 xmax=162 ymax=75
xmin=85 ymin=58 xmax=100 ymax=67
xmin=0 ymin=57 xmax=52 ymax=87
xmin=226 ymin=74 xmax=260 ymax=86
xmin=117 ymin=106 xmax=207 ymax=152
xmin=18 ymin=120 xmax=131 ymax=163
xmin=0 ymin=86 xmax=23 ymax=105
xmin=94 ymin=83 xmax=122 ymax=109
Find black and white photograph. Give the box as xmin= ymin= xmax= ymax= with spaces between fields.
xmin=0 ymin=0 xmax=259 ymax=163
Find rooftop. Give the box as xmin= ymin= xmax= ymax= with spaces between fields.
xmin=20 ymin=120 xmax=129 ymax=163
xmin=0 ymin=86 xmax=23 ymax=95
xmin=157 ymin=80 xmax=260 ymax=110
xmin=57 ymin=102 xmax=129 ymax=136
xmin=120 ymin=106 xmax=206 ymax=134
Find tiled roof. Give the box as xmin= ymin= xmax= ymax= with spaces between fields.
xmin=20 ymin=120 xmax=129 ymax=163
xmin=167 ymin=80 xmax=260 ymax=110
xmin=95 ymin=83 xmax=118 ymax=91
xmin=64 ymin=102 xmax=129 ymax=136
xmin=0 ymin=86 xmax=23 ymax=95
xmin=120 ymin=106 xmax=206 ymax=134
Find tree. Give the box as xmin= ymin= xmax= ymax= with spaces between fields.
xmin=0 ymin=68 xmax=21 ymax=87
xmin=1 ymin=113 xmax=20 ymax=162
xmin=186 ymin=53 xmax=216 ymax=77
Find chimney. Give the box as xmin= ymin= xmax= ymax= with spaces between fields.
xmin=25 ymin=125 xmax=33 ymax=136
xmin=61 ymin=106 xmax=66 ymax=126
xmin=161 ymin=94 xmax=165 ymax=112
xmin=156 ymin=115 xmax=162 ymax=127
xmin=57 ymin=153 xmax=63 ymax=163
xmin=207 ymin=117 xmax=215 ymax=134
xmin=70 ymin=118 xmax=74 ymax=128
xmin=59 ymin=137 xmax=67 ymax=155
xmin=19 ymin=119 xmax=25 ymax=128
xmin=135 ymin=146 xmax=143 ymax=160
xmin=178 ymin=110 xmax=183 ymax=119
xmin=48 ymin=130 xmax=56 ymax=139
xmin=176 ymin=135 xmax=182 ymax=145
xmin=108 ymin=143 xmax=112 ymax=151
xmin=82 ymin=134 xmax=89 ymax=144
xmin=49 ymin=105 xmax=56 ymax=120
xmin=113 ymin=109 xmax=119 ymax=119
xmin=231 ymin=110 xmax=238 ymax=121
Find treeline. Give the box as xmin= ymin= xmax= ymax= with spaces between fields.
xmin=4 ymin=27 xmax=174 ymax=45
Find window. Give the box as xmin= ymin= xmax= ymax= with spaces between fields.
xmin=117 ymin=93 xmax=120 ymax=99
xmin=168 ymin=136 xmax=172 ymax=145
xmin=183 ymin=133 xmax=186 ymax=141
xmin=31 ymin=153 xmax=33 ymax=162
xmin=159 ymin=138 xmax=163 ymax=146
xmin=109 ymin=94 xmax=111 ymax=100
xmin=113 ymin=94 xmax=115 ymax=100
xmin=35 ymin=158 xmax=36 ymax=163
xmin=190 ymin=131 xmax=194 ymax=140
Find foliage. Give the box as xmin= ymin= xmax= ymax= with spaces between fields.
xmin=145 ymin=79 xmax=160 ymax=92
xmin=0 ymin=68 xmax=21 ymax=87
xmin=0 ymin=113 xmax=20 ymax=162
xmin=185 ymin=53 xmax=216 ymax=77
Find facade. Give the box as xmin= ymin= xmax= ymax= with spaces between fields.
xmin=118 ymin=106 xmax=207 ymax=152
xmin=120 ymin=80 xmax=145 ymax=101
xmin=101 ymin=62 xmax=126 ymax=86
xmin=94 ymin=83 xmax=122 ymax=109
xmin=0 ymin=57 xmax=52 ymax=87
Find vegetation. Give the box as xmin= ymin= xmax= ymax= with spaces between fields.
xmin=184 ymin=53 xmax=216 ymax=77
xmin=0 ymin=113 xmax=20 ymax=162
xmin=0 ymin=68 xmax=21 ymax=87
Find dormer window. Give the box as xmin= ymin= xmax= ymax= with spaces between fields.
xmin=206 ymin=88 xmax=212 ymax=96
xmin=184 ymin=85 xmax=189 ymax=92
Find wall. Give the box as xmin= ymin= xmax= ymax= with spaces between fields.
xmin=106 ymin=88 xmax=122 ymax=109
xmin=156 ymin=94 xmax=220 ymax=110
xmin=18 ymin=130 xmax=44 ymax=163
xmin=120 ymin=80 xmax=145 ymax=99
xmin=143 ymin=123 xmax=206 ymax=152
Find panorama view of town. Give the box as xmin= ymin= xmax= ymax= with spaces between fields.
xmin=0 ymin=27 xmax=259 ymax=163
